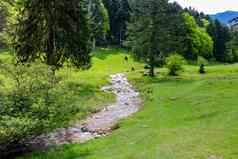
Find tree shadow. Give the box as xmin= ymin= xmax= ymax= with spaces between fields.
xmin=19 ymin=144 xmax=92 ymax=159
xmin=93 ymin=47 xmax=129 ymax=60
xmin=132 ymin=74 xmax=197 ymax=86
xmin=63 ymin=80 xmax=99 ymax=98
xmin=184 ymin=111 xmax=221 ymax=121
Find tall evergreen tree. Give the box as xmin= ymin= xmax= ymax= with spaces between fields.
xmin=225 ymin=31 xmax=238 ymax=62
xmin=163 ymin=2 xmax=184 ymax=53
xmin=0 ymin=0 xmax=9 ymax=48
xmin=0 ymin=3 xmax=5 ymax=33
xmin=6 ymin=0 xmax=92 ymax=68
xmin=87 ymin=0 xmax=109 ymax=48
xmin=0 ymin=9 xmax=5 ymax=48
xmin=103 ymin=0 xmax=130 ymax=46
xmin=207 ymin=19 xmax=231 ymax=62
xmin=127 ymin=0 xmax=170 ymax=77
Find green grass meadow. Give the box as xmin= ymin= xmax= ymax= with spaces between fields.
xmin=1 ymin=48 xmax=238 ymax=159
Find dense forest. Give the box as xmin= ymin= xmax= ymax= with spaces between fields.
xmin=0 ymin=0 xmax=237 ymax=61
xmin=0 ymin=0 xmax=238 ymax=158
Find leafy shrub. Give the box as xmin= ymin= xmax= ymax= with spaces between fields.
xmin=225 ymin=40 xmax=238 ymax=63
xmin=226 ymin=48 xmax=238 ymax=63
xmin=225 ymin=49 xmax=235 ymax=63
xmin=197 ymin=56 xmax=208 ymax=74
xmin=199 ymin=64 xmax=205 ymax=74
xmin=0 ymin=63 xmax=78 ymax=158
xmin=232 ymin=49 xmax=238 ymax=62
xmin=165 ymin=54 xmax=186 ymax=76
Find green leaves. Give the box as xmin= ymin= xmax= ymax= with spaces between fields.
xmin=0 ymin=63 xmax=78 ymax=157
xmin=89 ymin=0 xmax=109 ymax=36
xmin=127 ymin=0 xmax=171 ymax=76
xmin=165 ymin=53 xmax=186 ymax=76
xmin=103 ymin=0 xmax=130 ymax=45
xmin=5 ymin=0 xmax=92 ymax=68
xmin=182 ymin=12 xmax=214 ymax=59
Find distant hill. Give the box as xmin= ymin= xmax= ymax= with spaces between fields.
xmin=210 ymin=11 xmax=238 ymax=24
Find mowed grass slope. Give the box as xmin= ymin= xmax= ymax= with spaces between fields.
xmin=0 ymin=48 xmax=142 ymax=125
xmin=4 ymin=48 xmax=237 ymax=159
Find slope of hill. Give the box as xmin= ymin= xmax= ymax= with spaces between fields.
xmin=210 ymin=11 xmax=238 ymax=24
xmin=18 ymin=48 xmax=238 ymax=159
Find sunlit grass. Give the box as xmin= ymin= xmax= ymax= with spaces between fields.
xmin=1 ymin=48 xmax=238 ymax=159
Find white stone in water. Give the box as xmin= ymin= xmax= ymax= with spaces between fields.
xmin=101 ymin=86 xmax=112 ymax=92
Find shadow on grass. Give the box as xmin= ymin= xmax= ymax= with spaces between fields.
xmin=93 ymin=47 xmax=128 ymax=60
xmin=184 ymin=111 xmax=221 ymax=121
xmin=63 ymin=81 xmax=100 ymax=97
xmin=20 ymin=144 xmax=92 ymax=159
xmin=132 ymin=74 xmax=197 ymax=86
xmin=0 ymin=48 xmax=11 ymax=53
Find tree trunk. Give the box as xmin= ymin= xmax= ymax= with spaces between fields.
xmin=119 ymin=25 xmax=123 ymax=48
xmin=46 ymin=1 xmax=56 ymax=66
xmin=149 ymin=64 xmax=155 ymax=77
xmin=92 ymin=38 xmax=96 ymax=50
xmin=46 ymin=27 xmax=55 ymax=66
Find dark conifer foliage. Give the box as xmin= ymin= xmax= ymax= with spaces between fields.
xmin=127 ymin=0 xmax=170 ymax=77
xmin=11 ymin=0 xmax=92 ymax=68
xmin=0 ymin=1 xmax=8 ymax=48
xmin=87 ymin=0 xmax=109 ymax=47
xmin=102 ymin=0 xmax=130 ymax=46
xmin=207 ymin=19 xmax=231 ymax=62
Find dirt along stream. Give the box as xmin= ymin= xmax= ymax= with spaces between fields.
xmin=30 ymin=73 xmax=143 ymax=147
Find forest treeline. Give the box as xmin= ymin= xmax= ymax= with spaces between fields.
xmin=0 ymin=0 xmax=238 ymax=158
xmin=1 ymin=0 xmax=238 ymax=70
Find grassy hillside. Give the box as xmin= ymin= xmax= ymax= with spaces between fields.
xmin=5 ymin=48 xmax=238 ymax=159
xmin=0 ymin=48 xmax=142 ymax=126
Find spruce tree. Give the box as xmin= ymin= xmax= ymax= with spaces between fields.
xmin=0 ymin=0 xmax=9 ymax=48
xmin=87 ymin=0 xmax=109 ymax=48
xmin=103 ymin=0 xmax=130 ymax=46
xmin=127 ymin=0 xmax=170 ymax=77
xmin=7 ymin=0 xmax=92 ymax=68
xmin=207 ymin=19 xmax=231 ymax=62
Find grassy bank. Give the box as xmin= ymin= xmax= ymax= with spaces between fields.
xmin=0 ymin=48 xmax=142 ymax=126
xmin=2 ymin=48 xmax=238 ymax=159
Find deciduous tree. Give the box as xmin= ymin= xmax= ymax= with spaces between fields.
xmin=181 ymin=12 xmax=214 ymax=60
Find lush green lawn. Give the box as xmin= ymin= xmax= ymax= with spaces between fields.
xmin=0 ymin=48 xmax=142 ymax=125
xmin=56 ymin=48 xmax=143 ymax=121
xmin=3 ymin=48 xmax=238 ymax=159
